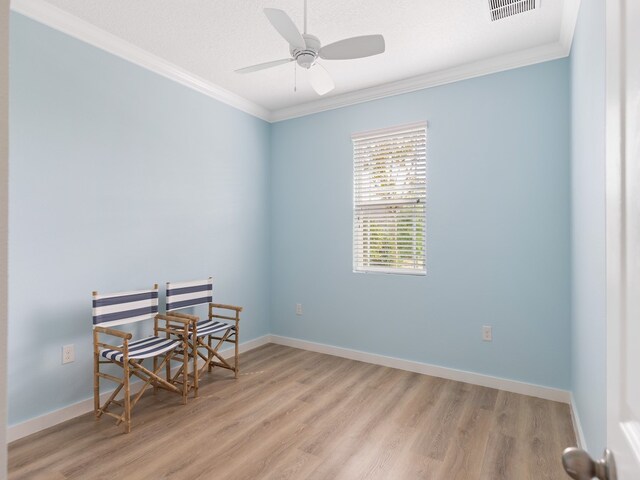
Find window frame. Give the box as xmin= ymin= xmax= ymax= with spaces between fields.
xmin=352 ymin=121 xmax=427 ymax=276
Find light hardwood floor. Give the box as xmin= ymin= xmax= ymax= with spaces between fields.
xmin=9 ymin=344 xmax=576 ymax=479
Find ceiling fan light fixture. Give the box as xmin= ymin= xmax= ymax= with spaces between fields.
xmin=290 ymin=34 xmax=320 ymax=69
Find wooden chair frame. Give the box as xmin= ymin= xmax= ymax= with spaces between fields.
xmin=93 ymin=312 xmax=191 ymax=433
xmin=168 ymin=303 xmax=242 ymax=397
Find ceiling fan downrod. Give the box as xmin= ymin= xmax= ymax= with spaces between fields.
xmin=304 ymin=0 xmax=307 ymax=34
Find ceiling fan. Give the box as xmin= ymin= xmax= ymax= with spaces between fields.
xmin=235 ymin=0 xmax=386 ymax=96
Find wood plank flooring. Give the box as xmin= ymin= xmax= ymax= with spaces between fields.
xmin=8 ymin=344 xmax=576 ymax=479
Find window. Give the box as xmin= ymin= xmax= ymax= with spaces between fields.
xmin=352 ymin=122 xmax=426 ymax=275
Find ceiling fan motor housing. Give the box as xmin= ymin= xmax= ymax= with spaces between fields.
xmin=291 ymin=34 xmax=320 ymax=69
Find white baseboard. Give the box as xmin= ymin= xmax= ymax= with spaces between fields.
xmin=570 ymin=393 xmax=588 ymax=449
xmin=9 ymin=333 xmax=574 ymax=443
xmin=7 ymin=334 xmax=271 ymax=443
xmin=269 ymin=335 xmax=572 ymax=404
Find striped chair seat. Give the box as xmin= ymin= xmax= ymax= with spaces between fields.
xmin=100 ymin=336 xmax=181 ymax=362
xmin=191 ymin=319 xmax=234 ymax=337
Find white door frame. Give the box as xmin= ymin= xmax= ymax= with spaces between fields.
xmin=605 ymin=0 xmax=640 ymax=477
xmin=0 ymin=0 xmax=9 ymax=476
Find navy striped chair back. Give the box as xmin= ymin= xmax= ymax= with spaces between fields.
xmin=92 ymin=285 xmax=159 ymax=327
xmin=166 ymin=278 xmax=213 ymax=312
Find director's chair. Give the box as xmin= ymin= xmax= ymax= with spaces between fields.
xmin=92 ymin=285 xmax=190 ymax=433
xmin=165 ymin=278 xmax=242 ymax=397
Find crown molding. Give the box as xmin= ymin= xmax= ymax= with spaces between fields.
xmin=269 ymin=0 xmax=580 ymax=121
xmin=270 ymin=41 xmax=569 ymax=122
xmin=10 ymin=0 xmax=272 ymax=122
xmin=11 ymin=0 xmax=581 ymax=124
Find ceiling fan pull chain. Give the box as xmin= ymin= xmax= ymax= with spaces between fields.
xmin=294 ymin=63 xmax=297 ymax=92
xmin=304 ymin=0 xmax=307 ymax=34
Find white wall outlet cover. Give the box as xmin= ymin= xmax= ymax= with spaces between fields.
xmin=296 ymin=303 xmax=303 ymax=315
xmin=482 ymin=326 xmax=493 ymax=342
xmin=62 ymin=344 xmax=75 ymax=364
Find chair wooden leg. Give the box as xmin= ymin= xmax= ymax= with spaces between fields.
xmin=93 ymin=330 xmax=100 ymax=417
xmin=123 ymin=359 xmax=131 ymax=434
xmin=166 ymin=353 xmax=171 ymax=385
xmin=182 ymin=345 xmax=188 ymax=404
xmin=234 ymin=327 xmax=239 ymax=379
xmin=153 ymin=356 xmax=158 ymax=395
xmin=192 ymin=339 xmax=199 ymax=398
xmin=153 ymin=316 xmax=159 ymax=395
xmin=207 ymin=336 xmax=212 ymax=372
xmin=93 ymin=357 xmax=100 ymax=417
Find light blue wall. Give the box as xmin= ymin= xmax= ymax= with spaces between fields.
xmin=270 ymin=60 xmax=572 ymax=389
xmin=569 ymin=0 xmax=607 ymax=454
xmin=9 ymin=10 xmax=577 ymax=429
xmin=8 ymin=14 xmax=271 ymax=425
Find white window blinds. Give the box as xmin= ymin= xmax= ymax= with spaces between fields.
xmin=352 ymin=122 xmax=426 ymax=275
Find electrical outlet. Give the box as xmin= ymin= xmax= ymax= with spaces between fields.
xmin=296 ymin=303 xmax=303 ymax=316
xmin=482 ymin=326 xmax=492 ymax=342
xmin=62 ymin=344 xmax=75 ymax=364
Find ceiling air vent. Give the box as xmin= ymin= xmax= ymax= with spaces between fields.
xmin=489 ymin=0 xmax=537 ymax=21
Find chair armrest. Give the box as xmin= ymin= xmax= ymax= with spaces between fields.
xmin=94 ymin=326 xmax=132 ymax=340
xmin=156 ymin=313 xmax=191 ymax=325
xmin=210 ymin=303 xmax=243 ymax=313
xmin=155 ymin=314 xmax=191 ymax=338
xmin=165 ymin=311 xmax=198 ymax=321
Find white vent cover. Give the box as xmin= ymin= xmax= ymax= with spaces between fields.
xmin=489 ymin=0 xmax=537 ymax=21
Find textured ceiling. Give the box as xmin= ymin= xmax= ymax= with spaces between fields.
xmin=41 ymin=0 xmax=568 ymax=112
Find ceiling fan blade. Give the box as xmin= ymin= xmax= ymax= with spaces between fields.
xmin=263 ymin=8 xmax=306 ymax=50
xmin=235 ymin=58 xmax=293 ymax=74
xmin=319 ymin=34 xmax=385 ymax=60
xmin=308 ymin=63 xmax=335 ymax=96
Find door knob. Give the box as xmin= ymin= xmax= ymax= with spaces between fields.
xmin=562 ymin=447 xmax=617 ymax=480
